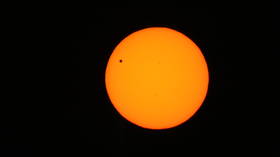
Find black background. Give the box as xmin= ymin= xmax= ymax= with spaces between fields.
xmin=1 ymin=7 xmax=279 ymax=156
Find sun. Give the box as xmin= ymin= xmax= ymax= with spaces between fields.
xmin=105 ymin=27 xmax=209 ymax=130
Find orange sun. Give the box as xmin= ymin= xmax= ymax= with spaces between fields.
xmin=105 ymin=27 xmax=209 ymax=130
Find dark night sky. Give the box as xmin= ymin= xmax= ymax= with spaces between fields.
xmin=1 ymin=7 xmax=279 ymax=156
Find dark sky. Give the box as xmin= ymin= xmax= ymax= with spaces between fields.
xmin=1 ymin=7 xmax=279 ymax=156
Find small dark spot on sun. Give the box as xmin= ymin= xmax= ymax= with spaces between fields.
xmin=119 ymin=59 xmax=123 ymax=63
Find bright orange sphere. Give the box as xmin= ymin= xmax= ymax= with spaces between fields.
xmin=105 ymin=27 xmax=209 ymax=130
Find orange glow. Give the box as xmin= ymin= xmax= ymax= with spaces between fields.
xmin=105 ymin=27 xmax=209 ymax=130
